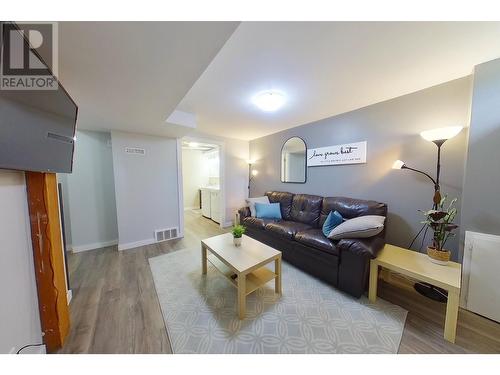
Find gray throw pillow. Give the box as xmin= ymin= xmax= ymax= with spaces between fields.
xmin=327 ymin=215 xmax=385 ymax=240
xmin=245 ymin=196 xmax=270 ymax=217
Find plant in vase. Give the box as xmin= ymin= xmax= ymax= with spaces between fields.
xmin=419 ymin=196 xmax=458 ymax=265
xmin=231 ymin=225 xmax=246 ymax=247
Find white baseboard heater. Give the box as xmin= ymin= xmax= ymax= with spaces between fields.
xmin=462 ymin=231 xmax=500 ymax=323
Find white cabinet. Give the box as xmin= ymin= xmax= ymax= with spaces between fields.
xmin=210 ymin=191 xmax=220 ymax=224
xmin=200 ymin=187 xmax=220 ymax=223
xmin=201 ymin=189 xmax=211 ymax=218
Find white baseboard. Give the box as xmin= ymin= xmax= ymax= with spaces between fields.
xmin=184 ymin=206 xmax=199 ymax=211
xmin=223 ymin=220 xmax=233 ymax=228
xmin=118 ymin=235 xmax=185 ymax=251
xmin=118 ymin=238 xmax=156 ymax=251
xmin=71 ymin=239 xmax=118 ymax=253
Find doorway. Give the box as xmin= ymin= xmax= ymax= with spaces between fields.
xmin=180 ymin=137 xmax=226 ymax=236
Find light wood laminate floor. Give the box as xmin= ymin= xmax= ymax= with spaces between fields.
xmin=60 ymin=210 xmax=500 ymax=353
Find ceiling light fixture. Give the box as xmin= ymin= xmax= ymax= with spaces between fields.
xmin=252 ymin=90 xmax=286 ymax=112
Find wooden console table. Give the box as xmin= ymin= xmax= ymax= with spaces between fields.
xmin=369 ymin=244 xmax=462 ymax=343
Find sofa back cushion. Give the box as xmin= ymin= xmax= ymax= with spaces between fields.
xmin=265 ymin=191 xmax=294 ymax=220
xmin=320 ymin=196 xmax=387 ymax=226
xmin=290 ymin=193 xmax=323 ymax=226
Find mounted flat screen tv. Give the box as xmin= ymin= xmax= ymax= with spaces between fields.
xmin=0 ymin=22 xmax=78 ymax=173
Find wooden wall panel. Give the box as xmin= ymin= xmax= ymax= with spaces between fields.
xmin=26 ymin=172 xmax=70 ymax=352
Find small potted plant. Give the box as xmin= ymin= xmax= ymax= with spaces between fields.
xmin=419 ymin=196 xmax=458 ymax=265
xmin=231 ymin=224 xmax=246 ymax=247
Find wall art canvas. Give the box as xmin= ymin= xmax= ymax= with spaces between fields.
xmin=307 ymin=141 xmax=367 ymax=167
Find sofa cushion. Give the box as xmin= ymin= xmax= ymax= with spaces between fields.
xmin=327 ymin=215 xmax=386 ymax=240
xmin=322 ymin=210 xmax=344 ymax=236
xmin=290 ymin=194 xmax=322 ymax=226
xmin=255 ymin=202 xmax=282 ymax=219
xmin=265 ymin=220 xmax=312 ymax=239
xmin=245 ymin=196 xmax=270 ymax=217
xmin=320 ymin=196 xmax=388 ymax=226
xmin=265 ymin=191 xmax=294 ymax=220
xmin=295 ymin=229 xmax=339 ymax=256
xmin=243 ymin=216 xmax=277 ymax=230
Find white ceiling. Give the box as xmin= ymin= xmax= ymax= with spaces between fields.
xmin=57 ymin=22 xmax=239 ymax=137
xmin=57 ymin=22 xmax=500 ymax=141
xmin=177 ymin=21 xmax=500 ymax=140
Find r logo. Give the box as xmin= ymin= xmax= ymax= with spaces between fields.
xmin=1 ymin=22 xmax=58 ymax=90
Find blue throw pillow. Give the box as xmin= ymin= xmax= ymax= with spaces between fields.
xmin=322 ymin=210 xmax=343 ymax=237
xmin=255 ymin=202 xmax=282 ymax=220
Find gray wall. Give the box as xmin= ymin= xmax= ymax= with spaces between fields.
xmin=111 ymin=131 xmax=180 ymax=249
xmin=250 ymin=77 xmax=472 ymax=258
xmin=461 ymin=58 xmax=500 ymax=255
xmin=60 ymin=130 xmax=118 ymax=251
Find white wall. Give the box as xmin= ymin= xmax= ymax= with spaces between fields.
xmin=0 ymin=170 xmax=43 ymax=354
xmin=111 ymin=131 xmax=180 ymax=250
xmin=182 ymin=148 xmax=207 ymax=209
xmin=60 ymin=130 xmax=118 ymax=252
xmin=224 ymin=138 xmax=250 ymax=225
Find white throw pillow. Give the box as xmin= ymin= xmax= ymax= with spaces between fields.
xmin=327 ymin=215 xmax=385 ymax=240
xmin=245 ymin=196 xmax=270 ymax=217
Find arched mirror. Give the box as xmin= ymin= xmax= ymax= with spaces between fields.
xmin=281 ymin=137 xmax=307 ymax=183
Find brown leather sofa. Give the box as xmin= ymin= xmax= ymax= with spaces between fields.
xmin=238 ymin=191 xmax=387 ymax=298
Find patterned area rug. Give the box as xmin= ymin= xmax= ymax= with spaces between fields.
xmin=149 ymin=247 xmax=407 ymax=353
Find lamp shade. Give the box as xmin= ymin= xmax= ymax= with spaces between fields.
xmin=420 ymin=126 xmax=463 ymax=142
xmin=392 ymin=160 xmax=405 ymax=169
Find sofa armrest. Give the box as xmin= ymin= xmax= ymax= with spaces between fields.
xmin=337 ymin=235 xmax=385 ymax=259
xmin=237 ymin=207 xmax=250 ymax=224
xmin=337 ymin=236 xmax=385 ymax=297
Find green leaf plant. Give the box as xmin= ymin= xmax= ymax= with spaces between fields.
xmin=419 ymin=196 xmax=459 ymax=252
xmin=231 ymin=225 xmax=246 ymax=238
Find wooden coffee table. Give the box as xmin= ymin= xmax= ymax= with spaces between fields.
xmin=201 ymin=233 xmax=282 ymax=319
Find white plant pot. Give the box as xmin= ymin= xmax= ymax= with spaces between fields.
xmin=233 ymin=237 xmax=242 ymax=247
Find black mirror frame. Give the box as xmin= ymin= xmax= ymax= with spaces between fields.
xmin=280 ymin=136 xmax=307 ymax=184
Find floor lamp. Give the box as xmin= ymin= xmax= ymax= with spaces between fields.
xmin=392 ymin=125 xmax=463 ymax=301
xmin=247 ymin=160 xmax=258 ymax=194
